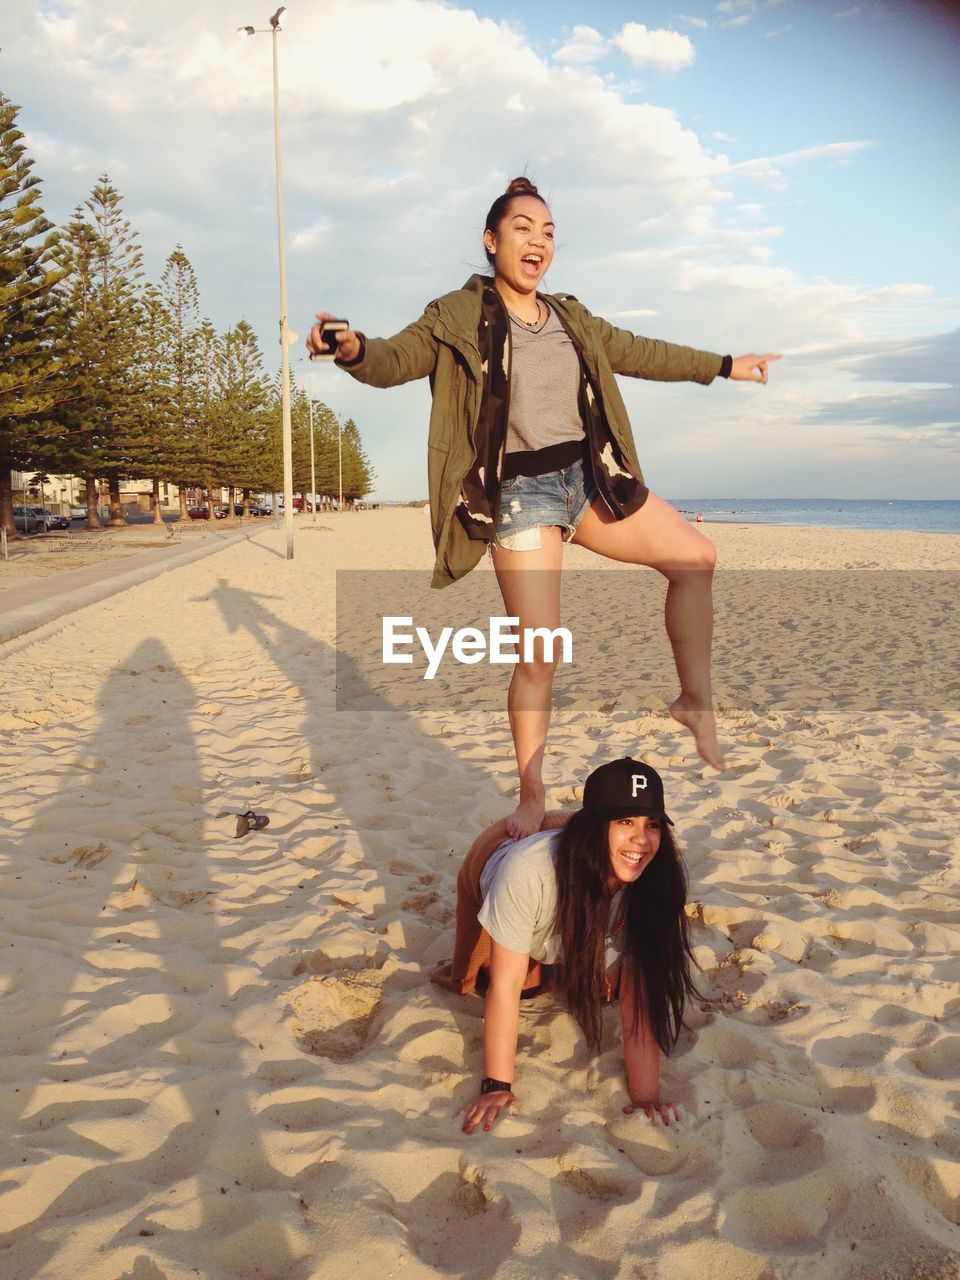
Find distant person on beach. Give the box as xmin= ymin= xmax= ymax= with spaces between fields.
xmin=429 ymin=757 xmax=696 ymax=1132
xmin=307 ymin=177 xmax=779 ymax=836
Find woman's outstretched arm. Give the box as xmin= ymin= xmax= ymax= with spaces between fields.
xmin=306 ymin=308 xmax=438 ymax=387
xmin=461 ymin=940 xmax=528 ymax=1133
xmin=619 ymin=964 xmax=679 ymax=1125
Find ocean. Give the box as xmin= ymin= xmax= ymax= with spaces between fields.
xmin=669 ymin=498 xmax=960 ymax=535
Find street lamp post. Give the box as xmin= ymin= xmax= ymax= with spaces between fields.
xmin=302 ymin=358 xmax=317 ymax=524
xmin=338 ymin=415 xmax=343 ymax=513
xmin=239 ymin=7 xmax=296 ymax=560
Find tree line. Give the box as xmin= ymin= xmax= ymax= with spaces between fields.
xmin=0 ymin=91 xmax=374 ymax=533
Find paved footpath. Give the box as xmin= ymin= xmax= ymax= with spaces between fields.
xmin=0 ymin=526 xmax=257 ymax=652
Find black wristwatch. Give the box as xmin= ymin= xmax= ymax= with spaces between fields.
xmin=480 ymin=1077 xmax=512 ymax=1095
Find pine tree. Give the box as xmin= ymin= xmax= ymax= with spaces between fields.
xmin=291 ymin=383 xmax=313 ymax=497
xmin=0 ymin=93 xmax=69 ymax=535
xmin=138 ymin=282 xmax=176 ymax=524
xmin=217 ymin=319 xmax=272 ymax=512
xmin=87 ymin=177 xmax=146 ymax=524
xmin=53 ymin=208 xmax=106 ymax=527
xmin=192 ymin=318 xmax=221 ymax=512
xmin=159 ymin=247 xmax=203 ymax=519
xmin=54 ymin=178 xmax=146 ymax=527
xmin=313 ymin=401 xmax=341 ymax=501
xmin=339 ymin=417 xmax=375 ymax=502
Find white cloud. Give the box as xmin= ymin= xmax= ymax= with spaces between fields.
xmin=291 ymin=221 xmax=332 ymax=253
xmin=732 ymin=141 xmax=875 ymax=191
xmin=716 ymin=0 xmax=757 ymax=25
xmin=614 ymin=23 xmax=696 ymax=71
xmin=553 ymin=25 xmax=608 ymax=65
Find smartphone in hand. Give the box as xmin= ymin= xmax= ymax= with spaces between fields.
xmin=310 ymin=319 xmax=349 ymax=361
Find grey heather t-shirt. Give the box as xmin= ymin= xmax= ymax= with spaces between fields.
xmin=505 ymin=305 xmax=585 ymax=456
xmin=478 ymin=829 xmax=626 ymax=967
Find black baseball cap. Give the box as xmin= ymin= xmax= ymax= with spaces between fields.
xmin=582 ymin=757 xmax=673 ymax=824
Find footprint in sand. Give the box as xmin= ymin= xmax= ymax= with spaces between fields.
xmin=385 ymin=1157 xmax=520 ymax=1275
xmin=556 ymin=1145 xmax=631 ymax=1201
xmin=720 ymin=1164 xmax=849 ymax=1250
xmin=605 ymin=1113 xmax=713 ymax=1180
xmin=51 ymin=842 xmax=114 ymax=868
xmin=725 ymin=1101 xmax=829 ymax=1183
xmin=290 ymin=970 xmax=384 ymax=1061
xmin=908 ymin=1035 xmax=960 ymax=1081
xmin=814 ymin=1081 xmax=877 ymax=1114
xmin=894 ymin=1154 xmax=960 ymax=1227
xmin=399 ymin=891 xmax=441 ymax=913
xmin=810 ymin=1031 xmax=891 ymax=1069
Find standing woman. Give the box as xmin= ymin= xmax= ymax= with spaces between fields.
xmin=307 ymin=178 xmax=779 ymax=837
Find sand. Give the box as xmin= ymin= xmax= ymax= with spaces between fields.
xmin=1 ymin=510 xmax=958 ymax=1280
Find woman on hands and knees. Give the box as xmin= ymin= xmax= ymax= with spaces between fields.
xmin=308 ymin=177 xmax=780 ymax=837
xmin=430 ymin=758 xmax=697 ymax=1132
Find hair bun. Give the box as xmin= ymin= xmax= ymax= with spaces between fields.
xmin=505 ymin=176 xmax=540 ymax=198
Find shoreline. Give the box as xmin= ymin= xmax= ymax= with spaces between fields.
xmin=681 ymin=514 xmax=960 ymax=536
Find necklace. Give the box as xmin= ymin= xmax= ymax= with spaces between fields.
xmin=508 ymin=300 xmax=544 ymax=328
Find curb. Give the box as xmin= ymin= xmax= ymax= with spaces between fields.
xmin=0 ymin=527 xmax=258 ymax=654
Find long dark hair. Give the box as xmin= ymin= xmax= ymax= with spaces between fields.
xmin=552 ymin=809 xmax=698 ymax=1053
xmin=483 ymin=176 xmax=547 ymax=265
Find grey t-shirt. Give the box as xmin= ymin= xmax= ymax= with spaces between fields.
xmin=505 ymin=305 xmax=585 ymax=455
xmin=478 ymin=829 xmax=626 ymax=967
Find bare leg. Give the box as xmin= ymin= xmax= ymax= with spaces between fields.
xmin=491 ymin=528 xmax=565 ymax=838
xmin=431 ymin=810 xmax=573 ymax=994
xmin=573 ymin=492 xmax=724 ymax=770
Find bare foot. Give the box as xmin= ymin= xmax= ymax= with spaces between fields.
xmin=670 ymin=696 xmax=726 ymax=770
xmin=505 ymin=796 xmax=546 ymax=840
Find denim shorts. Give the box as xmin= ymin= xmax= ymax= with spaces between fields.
xmin=493 ymin=455 xmax=597 ymax=552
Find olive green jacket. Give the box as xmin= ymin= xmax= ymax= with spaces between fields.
xmin=339 ymin=274 xmax=723 ymax=588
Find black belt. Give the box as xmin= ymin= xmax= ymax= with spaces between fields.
xmin=502 ymin=437 xmax=586 ymax=481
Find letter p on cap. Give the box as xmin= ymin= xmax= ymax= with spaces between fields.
xmin=631 ymin=774 xmax=648 ymax=796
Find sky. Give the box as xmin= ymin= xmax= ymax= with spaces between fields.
xmin=4 ymin=0 xmax=959 ymax=501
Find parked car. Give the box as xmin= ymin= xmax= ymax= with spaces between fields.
xmin=187 ymin=506 xmax=213 ymax=520
xmin=13 ymin=508 xmax=45 ymax=533
xmin=70 ymin=506 xmax=88 ymax=520
xmin=13 ymin=506 xmax=65 ymax=532
xmin=247 ymin=504 xmax=270 ymax=516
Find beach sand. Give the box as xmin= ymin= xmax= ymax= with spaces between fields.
xmin=1 ymin=510 xmax=958 ymax=1280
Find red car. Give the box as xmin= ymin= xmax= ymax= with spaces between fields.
xmin=187 ymin=506 xmax=214 ymax=520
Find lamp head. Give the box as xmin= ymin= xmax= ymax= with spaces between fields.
xmin=270 ymin=6 xmax=286 ymax=28
xmin=237 ymin=24 xmax=255 ymax=36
